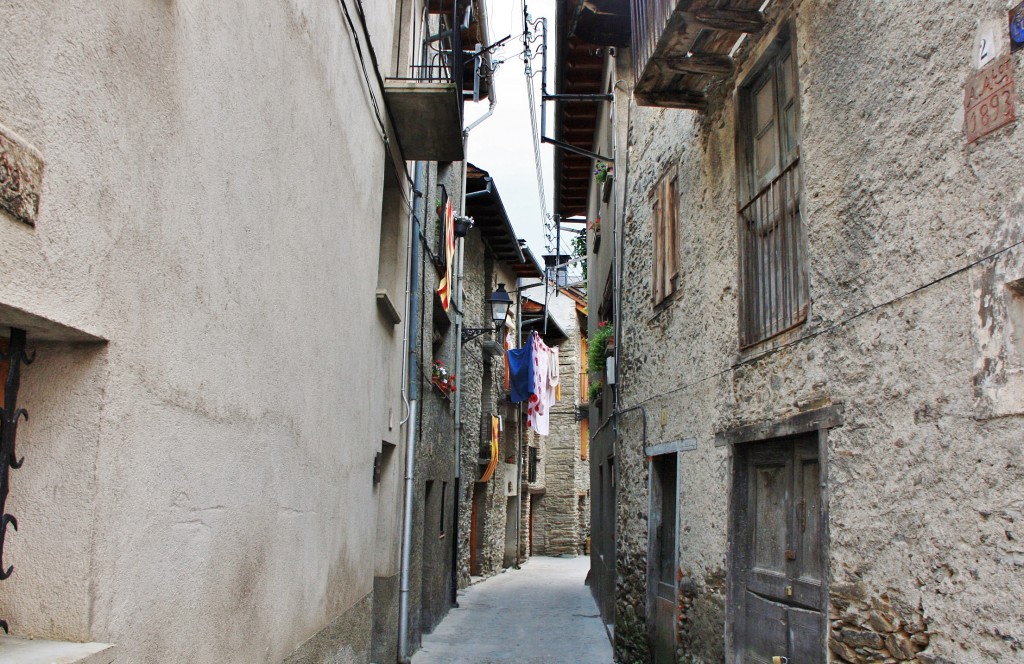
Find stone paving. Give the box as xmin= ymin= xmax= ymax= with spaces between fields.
xmin=411 ymin=555 xmax=614 ymax=664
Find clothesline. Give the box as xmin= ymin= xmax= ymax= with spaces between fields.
xmin=506 ymin=331 xmax=560 ymax=437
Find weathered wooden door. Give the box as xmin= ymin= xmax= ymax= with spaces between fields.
xmin=736 ymin=436 xmax=824 ymax=663
xmin=649 ymin=453 xmax=678 ymax=664
xmin=470 ymin=483 xmax=485 ymax=576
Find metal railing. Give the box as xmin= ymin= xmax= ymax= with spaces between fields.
xmin=630 ymin=0 xmax=678 ymax=84
xmin=391 ymin=5 xmax=465 ymax=116
xmin=738 ymin=159 xmax=807 ymax=347
xmin=0 ymin=328 xmax=32 ymax=634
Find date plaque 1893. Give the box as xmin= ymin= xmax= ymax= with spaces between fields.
xmin=964 ymin=54 xmax=1016 ymax=144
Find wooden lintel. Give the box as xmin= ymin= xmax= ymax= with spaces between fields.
xmin=635 ymin=89 xmax=708 ymax=111
xmin=662 ymin=52 xmax=735 ymax=76
xmin=685 ymin=8 xmax=765 ymax=33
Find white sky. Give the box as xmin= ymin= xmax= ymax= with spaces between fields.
xmin=465 ymin=0 xmax=558 ymax=262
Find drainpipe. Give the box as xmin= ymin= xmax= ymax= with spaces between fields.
xmin=398 ymin=161 xmax=426 ymax=664
xmin=450 ymin=81 xmax=498 ymax=604
xmin=514 ymin=277 xmax=524 ymax=568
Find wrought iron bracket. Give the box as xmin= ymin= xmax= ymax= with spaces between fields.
xmin=461 ymin=326 xmax=497 ymax=344
xmin=0 ymin=328 xmax=32 ymax=634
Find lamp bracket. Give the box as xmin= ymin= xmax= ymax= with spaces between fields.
xmin=461 ymin=326 xmax=497 ymax=344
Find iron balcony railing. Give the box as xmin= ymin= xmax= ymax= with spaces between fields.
xmin=738 ymin=159 xmax=808 ymax=347
xmin=387 ymin=5 xmax=466 ymax=117
xmin=630 ymin=0 xmax=678 ymax=85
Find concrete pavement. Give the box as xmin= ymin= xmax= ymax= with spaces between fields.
xmin=411 ymin=555 xmax=614 ymax=664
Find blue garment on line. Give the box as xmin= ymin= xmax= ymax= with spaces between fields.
xmin=507 ymin=342 xmax=534 ymax=403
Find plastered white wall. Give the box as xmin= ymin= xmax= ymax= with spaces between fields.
xmin=0 ymin=1 xmax=411 ymax=661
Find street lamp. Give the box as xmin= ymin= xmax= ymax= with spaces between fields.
xmin=462 ymin=283 xmax=513 ymax=343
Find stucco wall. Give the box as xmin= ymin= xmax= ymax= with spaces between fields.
xmin=0 ymin=1 xmax=412 ymax=661
xmin=612 ymin=1 xmax=1024 ymax=662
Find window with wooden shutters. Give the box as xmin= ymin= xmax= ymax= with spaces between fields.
xmin=652 ymin=167 xmax=679 ymax=305
xmin=737 ymin=33 xmax=807 ymax=347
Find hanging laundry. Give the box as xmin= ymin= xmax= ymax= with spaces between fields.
xmin=503 ymin=328 xmax=514 ymax=391
xmin=528 ymin=332 xmax=552 ymax=436
xmin=436 ymin=200 xmax=456 ymax=310
xmin=548 ymin=343 xmax=560 ymax=404
xmin=506 ymin=337 xmax=534 ymax=404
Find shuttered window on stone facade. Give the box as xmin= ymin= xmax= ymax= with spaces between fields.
xmin=652 ymin=167 xmax=679 ymax=306
xmin=737 ymin=33 xmax=808 ymax=347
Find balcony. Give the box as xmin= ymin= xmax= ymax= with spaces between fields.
xmin=384 ymin=76 xmax=464 ymax=161
xmin=384 ymin=5 xmax=468 ymax=161
xmin=631 ymin=0 xmax=766 ymax=109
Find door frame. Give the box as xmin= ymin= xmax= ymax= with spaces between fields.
xmin=646 ymin=447 xmax=681 ymax=662
xmin=718 ymin=404 xmax=842 ymax=664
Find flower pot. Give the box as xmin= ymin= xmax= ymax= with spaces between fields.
xmin=454 ymin=217 xmax=473 ymax=238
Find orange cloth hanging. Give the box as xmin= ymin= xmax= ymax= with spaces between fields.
xmin=436 ymin=201 xmax=456 ymax=310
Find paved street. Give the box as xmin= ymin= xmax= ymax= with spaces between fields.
xmin=412 ymin=556 xmax=613 ymax=664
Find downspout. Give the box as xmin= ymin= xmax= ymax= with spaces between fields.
xmin=450 ymin=82 xmax=498 ymax=605
xmin=514 ymin=277 xmax=524 ymax=568
xmin=398 ymin=161 xmax=426 ymax=664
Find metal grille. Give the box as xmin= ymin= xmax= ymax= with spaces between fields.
xmin=630 ymin=0 xmax=678 ymax=85
xmin=738 ymin=159 xmax=807 ymax=346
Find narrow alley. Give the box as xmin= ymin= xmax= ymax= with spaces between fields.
xmin=412 ymin=556 xmax=612 ymax=664
xmin=2 ymin=0 xmax=1024 ymax=663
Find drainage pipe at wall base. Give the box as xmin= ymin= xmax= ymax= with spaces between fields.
xmin=398 ymin=160 xmax=426 ymax=664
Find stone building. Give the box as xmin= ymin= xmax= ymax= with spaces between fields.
xmin=0 ymin=1 xmax=495 ymax=663
xmin=556 ymin=0 xmax=1024 ymax=662
xmin=519 ymin=285 xmax=591 ymax=559
xmin=455 ymin=165 xmax=546 ymax=584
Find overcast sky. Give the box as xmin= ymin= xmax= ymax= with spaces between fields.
xmin=465 ymin=0 xmax=558 ymax=261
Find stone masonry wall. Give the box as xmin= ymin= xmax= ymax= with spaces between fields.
xmin=613 ymin=1 xmax=1024 ymax=662
xmin=539 ymin=313 xmax=587 ymax=555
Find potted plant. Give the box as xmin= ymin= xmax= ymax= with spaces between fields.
xmin=431 ymin=360 xmax=456 ymax=396
xmin=454 ymin=215 xmax=474 ymax=238
xmin=588 ymin=321 xmax=614 ymax=375
xmin=587 ymin=379 xmax=604 ymax=404
xmin=594 ymin=161 xmax=611 ymax=184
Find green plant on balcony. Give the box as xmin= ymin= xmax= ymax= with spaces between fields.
xmin=588 ymin=321 xmax=614 ymax=374
xmin=588 ymin=379 xmax=604 ymax=404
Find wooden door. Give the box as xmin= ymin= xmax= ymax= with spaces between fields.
xmin=736 ymin=436 xmax=824 ymax=663
xmin=649 ymin=453 xmax=678 ymax=664
xmin=470 ymin=483 xmax=486 ymax=576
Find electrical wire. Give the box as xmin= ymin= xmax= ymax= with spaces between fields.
xmin=522 ymin=7 xmax=552 ymax=254
xmin=336 ymin=0 xmax=389 ymax=145
xmin=620 ymin=238 xmax=1024 ymax=412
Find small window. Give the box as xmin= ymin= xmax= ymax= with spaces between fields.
xmin=375 ymin=161 xmax=405 ymax=326
xmin=527 ymin=447 xmax=538 ymax=484
xmin=439 ymin=481 xmax=447 ymax=536
xmin=737 ymin=32 xmax=808 ymax=347
xmin=652 ymin=167 xmax=679 ymax=305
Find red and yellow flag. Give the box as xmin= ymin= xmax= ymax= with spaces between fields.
xmin=436 ymin=200 xmax=456 ymax=310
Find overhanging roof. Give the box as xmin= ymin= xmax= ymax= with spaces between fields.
xmin=465 ymin=164 xmax=543 ymax=279
xmin=521 ymin=297 xmax=569 ymax=344
xmin=552 ymin=1 xmax=628 ymax=219
xmin=568 ymin=0 xmax=630 ymax=47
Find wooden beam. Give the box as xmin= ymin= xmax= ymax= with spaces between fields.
xmin=714 ymin=405 xmax=846 ymax=447
xmin=684 ymin=8 xmax=765 ymax=33
xmin=661 ymin=52 xmax=735 ymax=76
xmin=634 ymin=89 xmax=708 ymax=111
